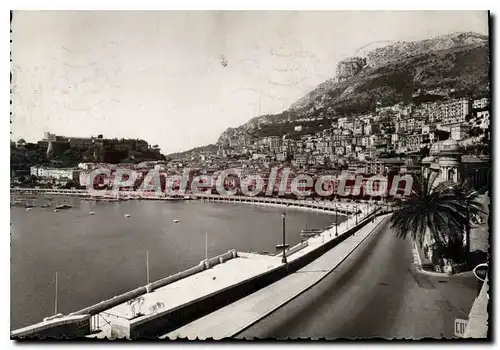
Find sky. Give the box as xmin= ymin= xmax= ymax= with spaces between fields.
xmin=11 ymin=11 xmax=489 ymax=154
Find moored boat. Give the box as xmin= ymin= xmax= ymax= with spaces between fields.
xmin=301 ymin=232 xmax=321 ymax=238
xmin=164 ymin=197 xmax=184 ymax=202
xmin=301 ymin=228 xmax=323 ymax=234
xmin=325 ymin=223 xmax=339 ymax=230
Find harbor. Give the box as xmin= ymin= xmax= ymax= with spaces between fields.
xmin=11 ymin=203 xmax=379 ymax=339
xmin=10 ymin=195 xmax=345 ymax=330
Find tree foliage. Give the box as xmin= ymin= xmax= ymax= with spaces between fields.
xmin=390 ymin=174 xmax=485 ymax=251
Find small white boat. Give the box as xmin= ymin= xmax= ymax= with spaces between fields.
xmin=173 ymin=219 xmax=179 ymax=223
xmin=124 ymin=214 xmax=131 ymax=218
xmin=89 ymin=212 xmax=95 ymax=215
xmin=25 ymin=208 xmax=31 ymax=212
xmin=54 ymin=209 xmax=59 ymax=212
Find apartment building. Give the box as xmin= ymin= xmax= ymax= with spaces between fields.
xmin=472 ymin=97 xmax=489 ymax=110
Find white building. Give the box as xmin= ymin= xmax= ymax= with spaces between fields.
xmin=335 ymin=146 xmax=345 ymax=156
xmin=391 ymin=134 xmax=398 ymax=145
xmin=450 ymin=124 xmax=471 ymax=141
xmin=421 ymin=139 xmax=461 ymax=184
xmin=78 ymin=163 xmax=95 ymax=170
xmin=421 ymin=124 xmax=437 ymax=135
xmin=30 ymin=166 xmax=80 ymax=184
xmin=472 ymin=97 xmax=489 ymax=110
xmin=476 ymin=111 xmax=490 ymax=130
xmin=337 ymin=117 xmax=348 ymax=129
xmin=441 ymin=98 xmax=470 ymax=125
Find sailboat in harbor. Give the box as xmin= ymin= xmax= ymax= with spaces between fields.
xmin=300 ymin=223 xmax=323 ymax=238
xmin=55 ymin=200 xmax=72 ymax=210
xmin=24 ymin=199 xmax=36 ymax=208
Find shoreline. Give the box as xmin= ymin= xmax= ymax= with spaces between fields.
xmin=200 ymin=199 xmax=351 ymax=217
xmin=11 ymin=190 xmax=358 ymax=217
xmin=11 ymin=192 xmax=341 ymax=331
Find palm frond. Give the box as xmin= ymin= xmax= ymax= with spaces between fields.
xmin=389 ymin=174 xmax=485 ymax=249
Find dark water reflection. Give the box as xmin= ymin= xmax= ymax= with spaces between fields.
xmin=10 ymin=198 xmax=345 ymax=329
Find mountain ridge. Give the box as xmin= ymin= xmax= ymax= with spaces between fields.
xmin=168 ymin=31 xmax=489 ymax=157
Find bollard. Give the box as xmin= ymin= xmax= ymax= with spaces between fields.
xmin=146 ymin=284 xmax=153 ymax=294
xmin=219 ymin=256 xmax=224 ymax=264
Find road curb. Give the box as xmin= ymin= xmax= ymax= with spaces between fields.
xmin=412 ymin=241 xmax=451 ymax=278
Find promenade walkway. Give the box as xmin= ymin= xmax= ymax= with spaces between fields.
xmin=164 ymin=213 xmax=390 ymax=340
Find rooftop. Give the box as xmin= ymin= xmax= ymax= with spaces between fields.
xmin=461 ymin=155 xmax=489 ymax=163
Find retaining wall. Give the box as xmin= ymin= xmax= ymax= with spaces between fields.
xmin=126 ymin=209 xmax=381 ymax=338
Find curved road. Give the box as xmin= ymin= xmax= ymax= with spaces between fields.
xmin=237 ymin=217 xmax=478 ymax=339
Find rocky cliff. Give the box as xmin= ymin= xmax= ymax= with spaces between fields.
xmin=170 ymin=32 xmax=489 ymax=156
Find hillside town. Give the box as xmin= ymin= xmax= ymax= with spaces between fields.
xmin=11 ymin=30 xmax=490 ymax=194
xmin=11 ymin=95 xmax=490 ymax=196
xmin=10 ymin=11 xmax=491 ymax=341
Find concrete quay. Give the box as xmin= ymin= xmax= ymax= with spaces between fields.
xmin=193 ymin=193 xmax=364 ymax=215
xmin=10 ymin=314 xmax=92 ymax=339
xmin=87 ymin=252 xmax=284 ymax=339
xmin=11 ymin=193 xmax=381 ymax=339
xmin=85 ymin=206 xmax=378 ymax=339
xmin=164 ymin=213 xmax=389 ymax=340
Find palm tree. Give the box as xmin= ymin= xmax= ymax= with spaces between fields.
xmin=390 ymin=173 xmax=485 ymax=262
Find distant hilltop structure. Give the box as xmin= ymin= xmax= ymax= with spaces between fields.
xmin=336 ymin=57 xmax=366 ymax=82
xmin=41 ymin=132 xmax=163 ymax=163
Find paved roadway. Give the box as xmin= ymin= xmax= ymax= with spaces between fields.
xmin=237 ymin=217 xmax=478 ymax=339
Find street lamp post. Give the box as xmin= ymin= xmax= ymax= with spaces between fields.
xmin=466 ymin=207 xmax=471 ymax=266
xmin=465 ymin=190 xmax=478 ymax=266
xmin=335 ymin=200 xmax=338 ymax=237
xmin=355 ymin=203 xmax=358 ymax=224
xmin=281 ymin=212 xmax=287 ymax=264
